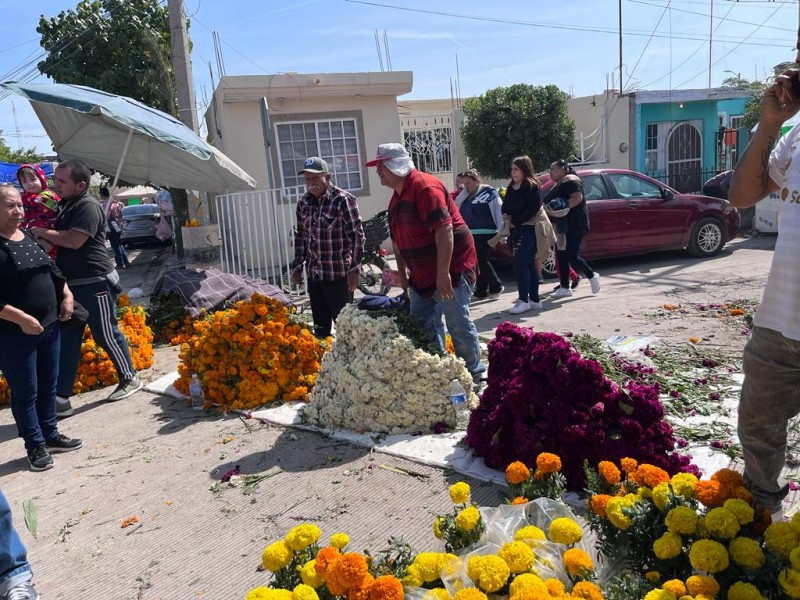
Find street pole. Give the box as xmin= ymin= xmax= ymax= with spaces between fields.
xmin=708 ymin=0 xmax=714 ymax=89
xmin=168 ymin=0 xmax=198 ymax=260
xmin=619 ymin=0 xmax=623 ymax=95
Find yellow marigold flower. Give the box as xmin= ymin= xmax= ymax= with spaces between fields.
xmin=467 ymin=554 xmax=510 ymax=593
xmin=547 ymin=517 xmax=583 ymax=545
xmin=285 ymin=524 xmax=322 ymax=551
xmin=662 ymin=580 xmax=687 ymax=597
xmin=728 ymin=581 xmax=766 ymax=600
xmin=508 ymin=572 xmax=548 ymax=597
xmin=535 ymin=452 xmax=562 ymax=474
xmin=506 ymin=461 xmax=531 ymax=485
xmin=704 ymin=507 xmax=740 ymax=539
xmin=245 ymin=588 xmax=293 ymax=600
xmin=455 ymin=507 xmax=481 ymax=532
xmin=643 ymin=590 xmax=677 ymax=600
xmin=450 ymin=482 xmax=471 ymax=504
xmin=262 ymin=540 xmax=293 ymax=572
xmin=433 ymin=517 xmax=445 ymax=539
xmin=669 ymin=473 xmax=698 ymax=498
xmin=653 ymin=532 xmax=683 ymax=559
xmin=424 ymin=590 xmax=451 ymax=600
xmin=686 ymin=575 xmax=720 ymax=597
xmin=544 ymin=578 xmax=565 ymax=597
xmin=514 ymin=525 xmax=546 ymax=545
xmin=606 ymin=496 xmax=634 ymax=530
xmin=638 ymin=486 xmax=653 ymax=500
xmin=563 ymin=547 xmax=594 ymax=576
xmin=645 ymin=571 xmax=661 ymax=584
xmin=780 ymin=569 xmax=800 ymax=599
xmin=688 ymin=539 xmax=729 ymax=573
xmin=300 ymin=560 xmax=323 ymax=588
xmin=722 ymin=499 xmax=754 ymax=526
xmin=665 ymin=506 xmax=698 ymax=535
xmin=791 ymin=546 xmax=800 ymax=571
xmin=369 ymin=575 xmax=403 ymax=600
xmin=452 ymin=590 xmax=488 ymax=600
xmin=571 ymin=581 xmax=603 ymax=600
xmin=403 ymin=564 xmax=423 ymax=588
xmin=621 ymin=457 xmax=638 ymax=474
xmin=766 ymin=522 xmax=800 ymax=557
xmin=498 ymin=541 xmax=534 ymax=574
xmin=329 ymin=533 xmax=349 ymax=549
xmin=729 ymin=536 xmax=765 ymax=570
xmin=292 ymin=583 xmax=319 ymax=600
xmin=652 ymin=482 xmax=672 ymax=511
xmin=598 ymin=460 xmax=622 ymax=485
xmin=411 ymin=552 xmax=446 ymax=583
xmin=791 ymin=513 xmax=800 ymax=535
xmin=509 ymin=590 xmax=550 ymax=600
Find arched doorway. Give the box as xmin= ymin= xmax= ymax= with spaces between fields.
xmin=667 ymin=122 xmax=703 ymax=193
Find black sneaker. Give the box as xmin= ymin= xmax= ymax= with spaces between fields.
xmin=107 ymin=377 xmax=143 ymax=401
xmin=46 ymin=433 xmax=83 ymax=453
xmin=27 ymin=445 xmax=54 ymax=471
xmin=571 ymin=276 xmax=582 ymax=289
xmin=56 ymin=396 xmax=74 ymax=418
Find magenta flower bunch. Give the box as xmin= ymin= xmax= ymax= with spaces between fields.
xmin=465 ymin=322 xmax=699 ymax=489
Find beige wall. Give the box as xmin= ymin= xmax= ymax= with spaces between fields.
xmin=568 ymin=92 xmax=634 ymax=170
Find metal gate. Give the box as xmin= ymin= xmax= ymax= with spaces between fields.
xmin=667 ymin=122 xmax=703 ymax=193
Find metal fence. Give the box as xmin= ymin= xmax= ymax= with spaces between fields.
xmin=215 ymin=186 xmax=307 ymax=297
xmin=400 ymin=114 xmax=453 ymax=174
xmin=645 ymin=169 xmax=719 ymax=194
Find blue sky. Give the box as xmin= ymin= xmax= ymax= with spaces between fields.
xmin=0 ymin=0 xmax=798 ymax=153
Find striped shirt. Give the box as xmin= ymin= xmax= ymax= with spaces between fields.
xmin=387 ymin=169 xmax=477 ymax=297
xmin=757 ymin=124 xmax=800 ymax=340
xmin=291 ymin=184 xmax=365 ymax=282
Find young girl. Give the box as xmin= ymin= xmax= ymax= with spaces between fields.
xmin=16 ymin=164 xmax=60 ymax=258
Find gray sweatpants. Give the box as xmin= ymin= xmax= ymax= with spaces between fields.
xmin=738 ymin=325 xmax=800 ymax=512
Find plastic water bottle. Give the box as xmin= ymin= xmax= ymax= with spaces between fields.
xmin=189 ymin=373 xmax=204 ymax=410
xmin=450 ymin=379 xmax=469 ymax=430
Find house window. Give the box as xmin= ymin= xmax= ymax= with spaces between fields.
xmin=645 ymin=123 xmax=658 ymax=173
xmin=730 ymin=115 xmax=744 ymax=130
xmin=276 ymin=119 xmax=363 ymax=191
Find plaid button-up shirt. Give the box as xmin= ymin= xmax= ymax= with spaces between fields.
xmin=291 ymin=184 xmax=364 ymax=282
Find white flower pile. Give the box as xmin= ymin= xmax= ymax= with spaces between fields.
xmin=304 ymin=304 xmax=477 ymax=434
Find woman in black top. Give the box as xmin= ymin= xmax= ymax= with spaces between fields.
xmin=0 ymin=185 xmax=82 ymax=471
xmin=502 ymin=155 xmax=544 ymax=315
xmin=544 ymin=160 xmax=600 ymax=296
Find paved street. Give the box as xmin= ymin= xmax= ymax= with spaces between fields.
xmin=0 ymin=235 xmax=777 ymax=599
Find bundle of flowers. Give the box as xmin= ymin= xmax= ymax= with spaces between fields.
xmin=174 ymin=294 xmax=326 ymax=411
xmin=304 ymin=305 xmax=476 ymax=434
xmin=0 ymin=295 xmax=154 ymax=402
xmin=147 ymin=291 xmax=201 ymax=345
xmin=585 ymin=457 xmax=800 ymax=599
xmin=505 ymin=453 xmax=567 ymax=503
xmin=466 ymin=322 xmax=697 ymax=489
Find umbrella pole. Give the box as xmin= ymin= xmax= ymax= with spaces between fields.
xmin=108 ymin=128 xmax=134 ymax=195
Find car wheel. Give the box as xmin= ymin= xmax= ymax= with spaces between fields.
xmin=689 ymin=217 xmax=725 ymax=257
xmin=541 ymin=248 xmax=557 ymax=278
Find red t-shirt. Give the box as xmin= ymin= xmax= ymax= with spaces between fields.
xmin=388 ymin=170 xmax=476 ymax=297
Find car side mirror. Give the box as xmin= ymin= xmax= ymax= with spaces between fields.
xmin=661 ymin=188 xmax=674 ymax=200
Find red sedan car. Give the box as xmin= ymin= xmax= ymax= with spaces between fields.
xmin=491 ymin=168 xmax=739 ymax=276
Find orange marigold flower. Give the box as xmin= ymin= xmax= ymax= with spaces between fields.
xmin=695 ymin=480 xmax=725 ymax=508
xmin=632 ymin=464 xmax=670 ymax=488
xmin=711 ymin=468 xmax=744 ymax=488
xmin=368 ymin=575 xmax=403 ymax=600
xmin=689 ymin=337 xmax=701 ymax=344
xmin=314 ymin=546 xmax=340 ymax=577
xmin=511 ymin=497 xmax=529 ymax=505
xmin=620 ymin=457 xmax=638 ymax=474
xmin=331 ymin=553 xmax=369 ymax=590
xmin=506 ymin=461 xmax=531 ymax=485
xmin=598 ymin=461 xmax=621 ymax=485
xmin=589 ymin=494 xmax=612 ymax=517
xmin=348 ymin=573 xmax=375 ymax=600
xmin=571 ymin=581 xmax=603 ymax=600
xmin=535 ymin=452 xmax=561 ymax=474
xmin=729 ymin=308 xmax=745 ymax=316
xmin=733 ymin=486 xmax=754 ymax=505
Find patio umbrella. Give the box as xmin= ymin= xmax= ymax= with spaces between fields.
xmin=0 ymin=81 xmax=257 ymax=193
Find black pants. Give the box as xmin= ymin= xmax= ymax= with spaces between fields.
xmin=308 ymin=278 xmax=351 ymax=338
xmin=556 ymin=229 xmax=594 ymax=288
xmin=472 ymin=233 xmax=503 ymax=296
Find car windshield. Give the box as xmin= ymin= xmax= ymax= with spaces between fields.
xmin=122 ymin=205 xmax=159 ymax=217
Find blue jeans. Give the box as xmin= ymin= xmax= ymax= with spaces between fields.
xmin=512 ymin=226 xmax=539 ymax=303
xmin=107 ymin=229 xmax=129 ymax=268
xmin=556 ymin=229 xmax=594 ymax=288
xmin=739 ymin=325 xmax=800 ymax=512
xmin=409 ymin=274 xmax=486 ymax=376
xmin=0 ymin=490 xmax=31 ymax=595
xmin=0 ymin=322 xmax=60 ymax=451
xmin=57 ymin=279 xmax=135 ymax=398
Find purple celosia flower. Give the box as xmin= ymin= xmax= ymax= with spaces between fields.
xmin=676 ymin=438 xmax=688 ymax=448
xmin=709 ymin=392 xmax=721 ymax=401
xmin=702 ymin=358 xmax=718 ymax=368
xmin=221 ymin=465 xmax=241 ymax=482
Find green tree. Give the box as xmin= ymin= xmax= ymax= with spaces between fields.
xmin=37 ymin=0 xmax=177 ymax=115
xmin=0 ymin=132 xmax=45 ymax=164
xmin=461 ymin=84 xmax=576 ymax=179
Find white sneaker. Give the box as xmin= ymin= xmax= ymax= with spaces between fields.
xmin=508 ymin=300 xmax=532 ymax=315
xmin=552 ymin=286 xmax=573 ymax=298
xmin=487 ymin=285 xmax=505 ymax=299
xmin=589 ymin=272 xmax=601 ymax=294
xmin=529 ymin=301 xmax=543 ymax=310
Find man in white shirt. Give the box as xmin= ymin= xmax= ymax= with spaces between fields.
xmin=729 ymin=35 xmax=800 ymax=520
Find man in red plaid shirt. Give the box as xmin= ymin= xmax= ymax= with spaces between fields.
xmin=291 ymin=157 xmax=365 ymax=338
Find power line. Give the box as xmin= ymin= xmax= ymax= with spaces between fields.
xmin=626 ymin=2 xmax=670 ymax=88
xmin=629 ymin=0 xmax=795 ymax=32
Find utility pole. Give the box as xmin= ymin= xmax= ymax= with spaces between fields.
xmin=168 ymin=0 xmax=198 ymax=260
xmin=618 ymin=0 xmax=623 ymax=95
xmin=708 ymin=0 xmax=714 ymax=88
